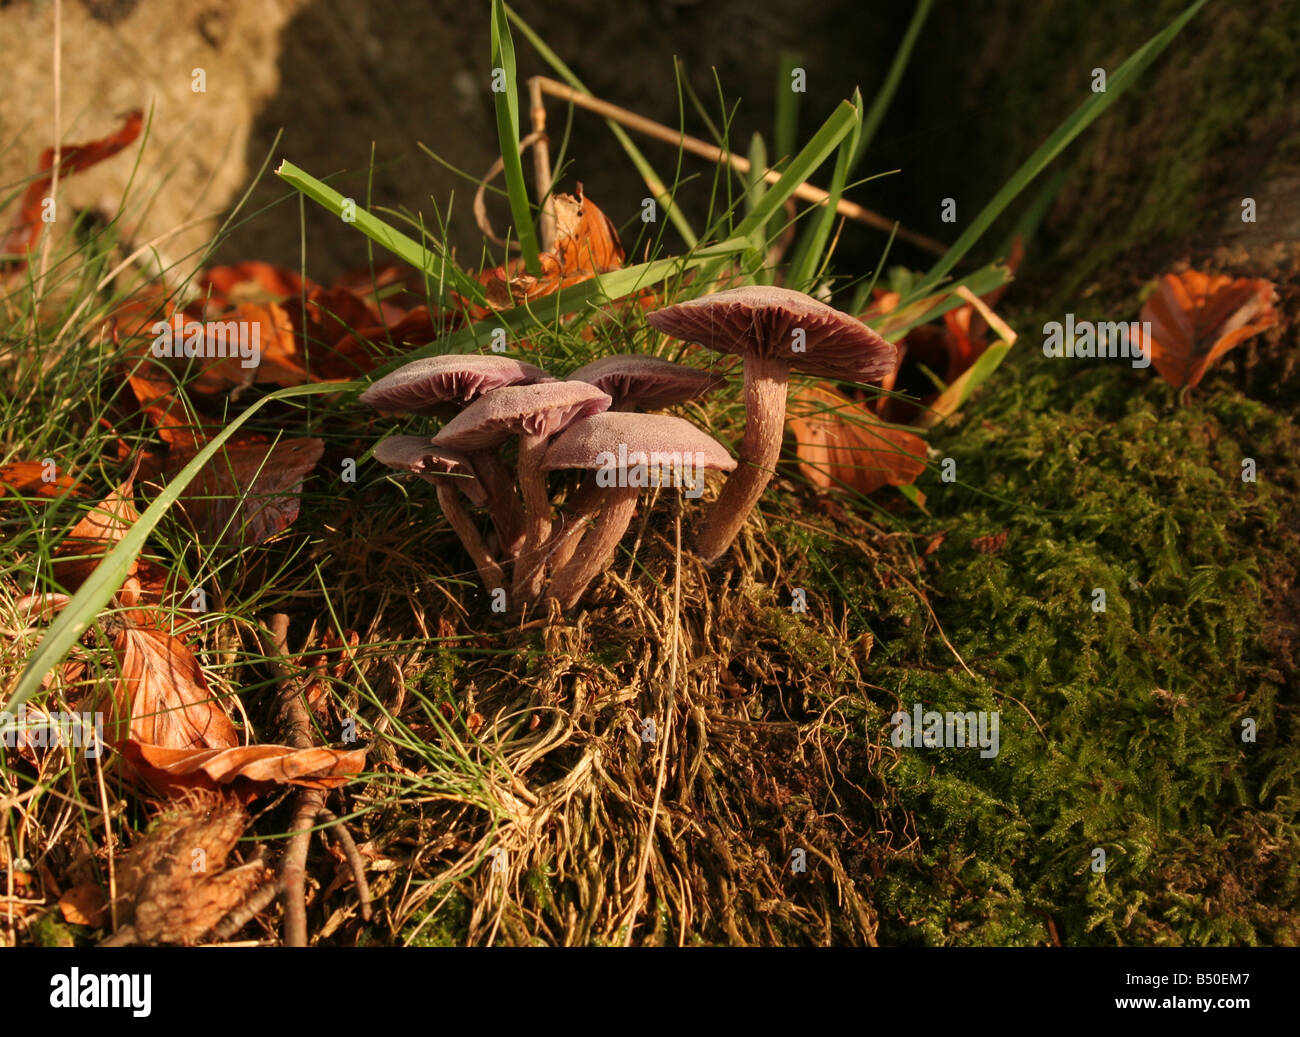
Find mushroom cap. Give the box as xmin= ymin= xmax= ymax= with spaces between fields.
xmin=374 ymin=434 xmax=488 ymax=506
xmin=646 ymin=285 xmax=897 ymax=383
xmin=433 ymin=381 xmax=612 ymax=452
xmin=373 ymin=435 xmax=487 ymax=505
xmin=541 ymin=412 xmax=736 ymax=476
xmin=566 ymin=354 xmax=725 ymax=411
xmin=359 ymin=354 xmax=551 ymax=416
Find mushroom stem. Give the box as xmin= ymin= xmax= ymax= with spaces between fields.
xmin=547 ymin=486 xmax=639 ymax=609
xmin=546 ymin=509 xmax=596 ymax=577
xmin=694 ymin=355 xmax=790 ymax=562
xmin=472 ymin=451 xmax=526 ymax=557
xmin=435 ymin=482 xmax=505 ymax=593
xmin=512 ymin=432 xmax=555 ymax=600
xmin=546 ymin=473 xmax=601 ymax=574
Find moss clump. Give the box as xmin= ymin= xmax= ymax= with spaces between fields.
xmin=400 ymin=890 xmax=473 ymax=947
xmin=815 ymin=343 xmax=1300 ymax=945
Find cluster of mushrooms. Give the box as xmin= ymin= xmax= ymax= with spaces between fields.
xmin=362 ymin=285 xmax=896 ymax=609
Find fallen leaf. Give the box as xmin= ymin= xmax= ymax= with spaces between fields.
xmin=1 ymin=110 xmax=144 ymax=272
xmin=197 ymin=261 xmax=308 ymax=309
xmin=1139 ymin=270 xmax=1278 ymax=389
xmin=101 ymin=619 xmax=240 ymax=753
xmin=59 ymin=883 xmax=109 ymax=928
xmin=0 ymin=461 xmax=83 ymax=500
xmin=172 ymin=436 xmax=324 ymax=548
xmin=481 ymin=185 xmax=625 ymax=309
xmin=922 ymin=531 xmax=948 ymax=557
xmin=865 ymin=241 xmax=1021 ymax=421
xmin=122 ymin=741 xmax=367 ymax=795
xmin=788 ymin=383 xmax=928 ymax=494
xmin=971 ymin=530 xmax=1009 ymax=554
xmin=52 ymin=464 xmax=141 ymax=592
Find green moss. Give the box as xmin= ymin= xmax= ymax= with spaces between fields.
xmin=400 ymin=890 xmax=472 ymax=947
xmin=808 ymin=344 xmax=1300 ymax=945
xmin=29 ymin=913 xmax=77 ymax=947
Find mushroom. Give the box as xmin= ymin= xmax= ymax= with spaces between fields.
xmin=553 ymin=355 xmax=724 ymax=543
xmin=646 ymin=285 xmax=897 ymax=562
xmin=372 ymin=435 xmax=504 ymax=593
xmin=359 ymin=354 xmax=551 ymax=417
xmin=566 ymin=354 xmax=724 ymax=412
xmin=539 ymin=412 xmax=735 ymax=608
xmin=360 ymin=354 xmax=553 ymax=556
xmin=433 ymin=381 xmax=611 ymax=599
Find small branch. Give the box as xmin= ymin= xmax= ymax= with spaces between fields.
xmin=528 ymin=75 xmax=947 ymax=256
xmin=474 ymin=131 xmax=548 ymax=250
xmin=209 ymin=877 xmax=280 ymax=942
xmin=528 ymin=77 xmax=556 ymax=251
xmin=319 ymin=809 xmax=373 ymax=922
xmin=281 ymin=788 xmax=325 ymax=947
xmin=258 ymin=614 xmax=370 ymax=946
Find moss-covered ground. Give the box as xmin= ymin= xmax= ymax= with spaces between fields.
xmin=776 ymin=248 xmax=1300 ymax=945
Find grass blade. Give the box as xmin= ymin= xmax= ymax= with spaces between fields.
xmin=490 ymin=0 xmax=541 ymax=276
xmin=275 ymin=160 xmax=486 ymax=308
xmin=696 ymin=99 xmax=859 ymax=290
xmin=786 ymin=89 xmax=863 ymax=290
xmin=2 ymin=381 xmax=348 ymax=725
xmin=908 ymin=0 xmax=1209 ymax=301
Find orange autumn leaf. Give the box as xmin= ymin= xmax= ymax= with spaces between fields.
xmin=1 ymin=109 xmax=144 ymax=272
xmin=198 ymin=260 xmax=308 ymax=308
xmin=95 ymin=616 xmax=364 ymax=799
xmin=145 ymin=302 xmax=303 ymax=395
xmin=101 ymin=619 xmax=241 ymax=753
xmin=123 ymin=360 xmax=218 ymax=453
xmin=52 ymin=464 xmax=141 ymax=592
xmin=1139 ymin=270 xmax=1278 ymax=390
xmin=0 ymin=460 xmax=83 ymax=500
xmin=482 ymin=186 xmax=625 ymax=309
xmin=788 ymin=383 xmax=927 ymax=494
xmin=122 ymin=741 xmax=367 ymax=797
xmin=59 ymin=883 xmax=110 ymax=928
xmin=172 ymin=436 xmax=323 ymax=547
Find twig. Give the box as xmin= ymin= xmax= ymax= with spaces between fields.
xmin=528 ymin=77 xmax=556 ymax=251
xmin=319 ymin=809 xmax=373 ymax=921
xmin=210 ymin=879 xmax=280 ymax=942
xmin=474 ymin=132 xmax=548 ymax=249
xmin=529 ymin=75 xmax=947 ymax=256
xmin=281 ymin=788 xmax=324 ymax=947
xmin=258 ymin=613 xmax=370 ymax=946
xmin=92 ymin=749 xmax=118 ymax=933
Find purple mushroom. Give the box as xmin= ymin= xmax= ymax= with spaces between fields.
xmin=539 ymin=412 xmax=735 ymax=608
xmin=434 ymin=381 xmax=611 ymax=600
xmin=373 ymin=436 xmax=504 ymax=593
xmin=646 ymin=285 xmax=897 ymax=562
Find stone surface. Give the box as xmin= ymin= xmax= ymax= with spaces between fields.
xmin=0 ymin=0 xmax=308 ymax=281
